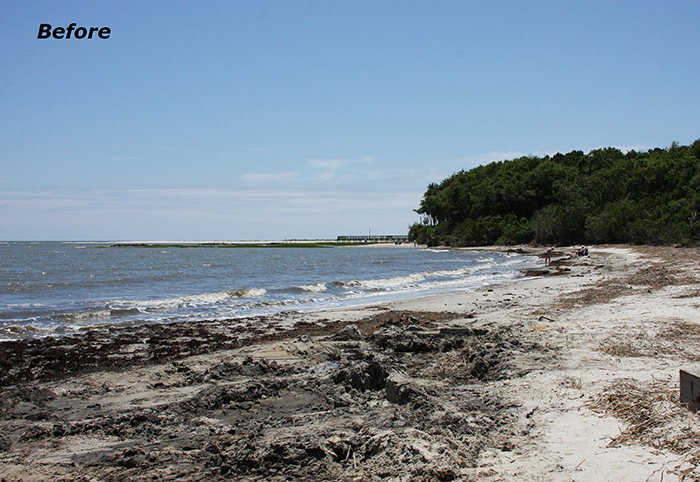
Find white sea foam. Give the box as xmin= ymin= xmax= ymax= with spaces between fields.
xmin=114 ymin=288 xmax=269 ymax=312
xmin=476 ymin=256 xmax=496 ymax=263
xmin=298 ymin=283 xmax=328 ymax=293
xmin=1 ymin=324 xmax=40 ymax=336
xmin=0 ymin=322 xmax=70 ymax=341
xmin=357 ymin=272 xmax=426 ymax=289
xmin=351 ymin=264 xmax=482 ymax=291
xmin=233 ymin=288 xmax=267 ymax=298
xmin=62 ymin=310 xmax=112 ymax=323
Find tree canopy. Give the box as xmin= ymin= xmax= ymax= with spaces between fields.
xmin=409 ymin=139 xmax=700 ymax=247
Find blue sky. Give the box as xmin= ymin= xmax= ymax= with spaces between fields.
xmin=2 ymin=1 xmax=699 ymax=241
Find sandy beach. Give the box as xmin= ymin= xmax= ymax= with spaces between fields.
xmin=1 ymin=244 xmax=700 ymax=481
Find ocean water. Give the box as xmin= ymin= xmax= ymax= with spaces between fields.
xmin=0 ymin=242 xmax=536 ymax=340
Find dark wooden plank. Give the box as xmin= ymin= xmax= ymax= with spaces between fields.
xmin=680 ymin=370 xmax=700 ymax=413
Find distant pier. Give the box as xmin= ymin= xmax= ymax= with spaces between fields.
xmin=336 ymin=235 xmax=409 ymax=243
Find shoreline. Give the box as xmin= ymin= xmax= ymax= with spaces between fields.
xmin=0 ymin=244 xmax=535 ymax=344
xmin=2 ymin=244 xmax=700 ymax=481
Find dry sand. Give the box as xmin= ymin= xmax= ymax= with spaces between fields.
xmin=1 ymin=244 xmax=700 ymax=481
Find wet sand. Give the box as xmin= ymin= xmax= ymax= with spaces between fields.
xmin=1 ymin=245 xmax=699 ymax=481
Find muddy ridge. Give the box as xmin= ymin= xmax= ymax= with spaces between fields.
xmin=0 ymin=310 xmax=552 ymax=481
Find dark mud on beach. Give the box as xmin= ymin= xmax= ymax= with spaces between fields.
xmin=0 ymin=310 xmax=461 ymax=387
xmin=0 ymin=309 xmax=552 ymax=481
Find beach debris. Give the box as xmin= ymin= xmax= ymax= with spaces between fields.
xmin=588 ymin=377 xmax=700 ymax=479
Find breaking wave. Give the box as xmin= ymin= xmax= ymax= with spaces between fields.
xmin=296 ymin=283 xmax=328 ymax=293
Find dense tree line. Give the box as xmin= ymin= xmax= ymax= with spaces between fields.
xmin=409 ymin=139 xmax=700 ymax=246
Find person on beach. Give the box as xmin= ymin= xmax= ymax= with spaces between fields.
xmin=544 ymin=247 xmax=554 ymax=265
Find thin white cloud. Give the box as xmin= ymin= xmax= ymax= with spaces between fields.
xmin=307 ymin=156 xmax=375 ymax=181
xmin=308 ymin=159 xmax=345 ymax=169
xmin=240 ymin=172 xmax=299 ymax=183
xmin=313 ymin=172 xmax=336 ymax=182
xmin=0 ymin=185 xmax=422 ymax=240
xmin=308 ymin=156 xmax=374 ymax=169
xmin=0 ymin=185 xmax=420 ymax=214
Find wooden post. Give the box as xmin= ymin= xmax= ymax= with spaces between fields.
xmin=680 ymin=370 xmax=700 ymax=413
